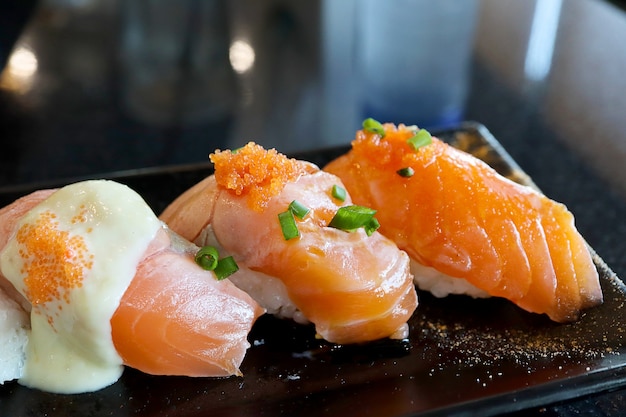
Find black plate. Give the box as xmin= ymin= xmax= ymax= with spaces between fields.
xmin=1 ymin=122 xmax=625 ymax=417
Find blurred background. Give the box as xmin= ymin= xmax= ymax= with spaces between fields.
xmin=1 ymin=0 xmax=626 ymax=202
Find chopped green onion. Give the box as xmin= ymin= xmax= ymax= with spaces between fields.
xmin=329 ymin=205 xmax=378 ymax=234
xmin=331 ymin=184 xmax=347 ymax=202
xmin=195 ymin=246 xmax=219 ymax=271
xmin=278 ymin=200 xmax=310 ymax=240
xmin=362 ymin=118 xmax=386 ymax=137
xmin=278 ymin=209 xmax=299 ymax=240
xmin=407 ymin=129 xmax=432 ymax=150
xmin=195 ymin=246 xmax=239 ymax=280
xmin=288 ymin=200 xmax=310 ymax=219
xmin=397 ymin=167 xmax=415 ymax=177
xmin=364 ymin=217 xmax=380 ymax=236
xmin=214 ymin=256 xmax=239 ymax=280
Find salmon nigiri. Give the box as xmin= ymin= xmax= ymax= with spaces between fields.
xmin=324 ymin=121 xmax=602 ymax=323
xmin=160 ymin=142 xmax=418 ymax=344
xmin=0 ymin=180 xmax=263 ymax=394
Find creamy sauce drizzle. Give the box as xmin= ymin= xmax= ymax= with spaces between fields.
xmin=0 ymin=180 xmax=161 ymax=393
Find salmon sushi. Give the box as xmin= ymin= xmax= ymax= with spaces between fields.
xmin=160 ymin=142 xmax=418 ymax=345
xmin=324 ymin=121 xmax=602 ymax=323
xmin=0 ymin=180 xmax=263 ymax=393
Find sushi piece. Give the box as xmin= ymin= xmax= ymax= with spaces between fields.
xmin=0 ymin=180 xmax=263 ymax=394
xmin=160 ymin=142 xmax=418 ymax=344
xmin=324 ymin=121 xmax=602 ymax=323
xmin=0 ymin=286 xmax=29 ymax=385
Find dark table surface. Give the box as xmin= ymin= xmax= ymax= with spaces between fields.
xmin=1 ymin=0 xmax=626 ymax=416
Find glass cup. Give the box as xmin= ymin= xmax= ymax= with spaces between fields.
xmin=356 ymin=0 xmax=479 ymax=128
xmin=119 ymin=0 xmax=236 ymax=126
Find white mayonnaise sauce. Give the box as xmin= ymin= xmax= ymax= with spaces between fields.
xmin=0 ymin=180 xmax=161 ymax=393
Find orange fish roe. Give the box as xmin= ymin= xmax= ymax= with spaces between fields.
xmin=210 ymin=142 xmax=307 ymax=212
xmin=16 ymin=209 xmax=94 ymax=312
xmin=353 ymin=123 xmax=438 ymax=170
xmin=71 ymin=204 xmax=89 ymax=225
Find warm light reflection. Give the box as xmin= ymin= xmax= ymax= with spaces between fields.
xmin=229 ymin=39 xmax=255 ymax=74
xmin=9 ymin=47 xmax=38 ymax=77
xmin=0 ymin=46 xmax=39 ymax=93
xmin=524 ymin=0 xmax=563 ymax=81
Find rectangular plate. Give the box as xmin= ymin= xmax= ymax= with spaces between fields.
xmin=1 ymin=122 xmax=625 ymax=417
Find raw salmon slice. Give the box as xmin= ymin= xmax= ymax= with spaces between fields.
xmin=324 ymin=123 xmax=602 ymax=322
xmin=111 ymin=227 xmax=264 ymax=377
xmin=161 ymin=142 xmax=418 ymax=344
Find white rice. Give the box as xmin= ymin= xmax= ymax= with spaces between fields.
xmin=0 ymin=286 xmax=29 ymax=384
xmin=410 ymin=259 xmax=490 ymax=299
xmin=227 ymin=267 xmax=308 ymax=325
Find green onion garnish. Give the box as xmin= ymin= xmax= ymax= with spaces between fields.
xmin=397 ymin=167 xmax=415 ymax=177
xmin=195 ymin=245 xmax=219 ymax=271
xmin=278 ymin=201 xmax=311 ymax=240
xmin=288 ymin=200 xmax=310 ymax=219
xmin=195 ymin=246 xmax=239 ymax=280
xmin=329 ymin=205 xmax=378 ymax=234
xmin=407 ymin=129 xmax=432 ymax=150
xmin=331 ymin=184 xmax=347 ymax=202
xmin=362 ymin=118 xmax=385 ymax=137
xmin=278 ymin=209 xmax=299 ymax=240
xmin=214 ymin=256 xmax=239 ymax=280
xmin=364 ymin=217 xmax=380 ymax=236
